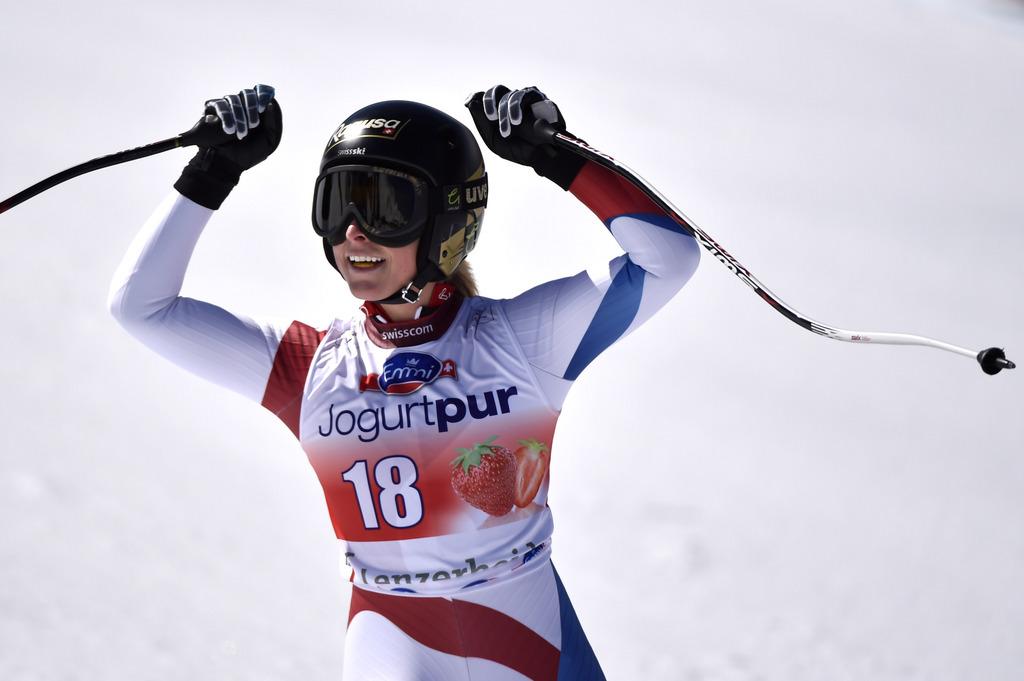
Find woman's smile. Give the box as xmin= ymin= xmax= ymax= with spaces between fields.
xmin=347 ymin=254 xmax=386 ymax=270
xmin=332 ymin=222 xmax=420 ymax=308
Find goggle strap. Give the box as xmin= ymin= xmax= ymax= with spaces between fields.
xmin=440 ymin=174 xmax=488 ymax=213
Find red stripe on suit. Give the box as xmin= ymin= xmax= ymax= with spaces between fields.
xmin=349 ymin=586 xmax=560 ymax=680
xmin=569 ymin=160 xmax=662 ymax=223
xmin=261 ymin=321 xmax=327 ymax=438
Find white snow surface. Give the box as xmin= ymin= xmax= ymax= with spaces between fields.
xmin=1 ymin=1 xmax=1022 ymax=679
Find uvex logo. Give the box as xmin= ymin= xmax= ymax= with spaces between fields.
xmin=465 ymin=184 xmax=487 ymax=204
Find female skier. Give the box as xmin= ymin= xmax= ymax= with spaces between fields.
xmin=108 ymin=83 xmax=701 ymax=680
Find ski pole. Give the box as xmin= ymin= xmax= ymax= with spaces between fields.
xmin=0 ymin=115 xmax=226 ymax=215
xmin=533 ymin=121 xmax=1014 ymax=376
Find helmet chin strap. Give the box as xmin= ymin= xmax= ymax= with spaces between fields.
xmin=371 ymin=222 xmax=445 ymax=305
xmin=374 ymin=268 xmax=435 ymax=305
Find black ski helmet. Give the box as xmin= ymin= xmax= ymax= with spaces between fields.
xmin=313 ymin=100 xmax=487 ymax=304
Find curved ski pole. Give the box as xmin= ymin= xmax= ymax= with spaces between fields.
xmin=0 ymin=115 xmax=225 ymax=215
xmin=533 ymin=121 xmax=1014 ymax=376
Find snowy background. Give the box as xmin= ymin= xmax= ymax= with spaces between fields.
xmin=1 ymin=1 xmax=1022 ymax=679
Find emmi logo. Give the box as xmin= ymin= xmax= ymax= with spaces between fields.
xmin=360 ymin=352 xmax=458 ymax=395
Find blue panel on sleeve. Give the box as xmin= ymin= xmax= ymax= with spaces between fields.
xmin=563 ymin=257 xmax=646 ymax=381
xmin=609 ymin=212 xmax=691 ymax=236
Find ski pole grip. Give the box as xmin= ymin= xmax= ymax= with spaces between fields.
xmin=531 ymin=119 xmax=560 ymax=144
xmin=178 ymin=114 xmax=228 ymax=148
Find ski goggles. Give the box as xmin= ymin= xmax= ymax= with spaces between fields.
xmin=312 ymin=165 xmax=488 ymax=247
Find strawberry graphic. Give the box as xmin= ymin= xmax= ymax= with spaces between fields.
xmin=512 ymin=439 xmax=550 ymax=508
xmin=450 ymin=436 xmax=516 ymax=516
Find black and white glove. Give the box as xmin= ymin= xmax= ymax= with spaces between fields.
xmin=465 ymin=85 xmax=585 ymax=191
xmin=174 ymin=84 xmax=282 ymax=210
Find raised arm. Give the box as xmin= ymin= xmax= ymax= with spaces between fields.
xmin=107 ymin=191 xmax=289 ymax=403
xmin=501 ymin=162 xmax=699 ymax=404
xmin=108 ymin=85 xmax=326 ymax=425
xmin=466 ymin=85 xmax=700 ymax=408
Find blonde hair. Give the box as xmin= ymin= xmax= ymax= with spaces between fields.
xmin=448 ymin=260 xmax=478 ymax=298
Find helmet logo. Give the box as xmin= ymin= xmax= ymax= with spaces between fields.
xmin=447 ymin=187 xmax=461 ymax=209
xmin=332 ymin=147 xmax=366 ymax=157
xmin=326 ymin=117 xmax=410 ymax=150
xmin=465 ymin=184 xmax=487 ymax=205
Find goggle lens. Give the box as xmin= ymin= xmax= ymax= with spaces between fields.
xmin=313 ymin=166 xmax=429 ymax=246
